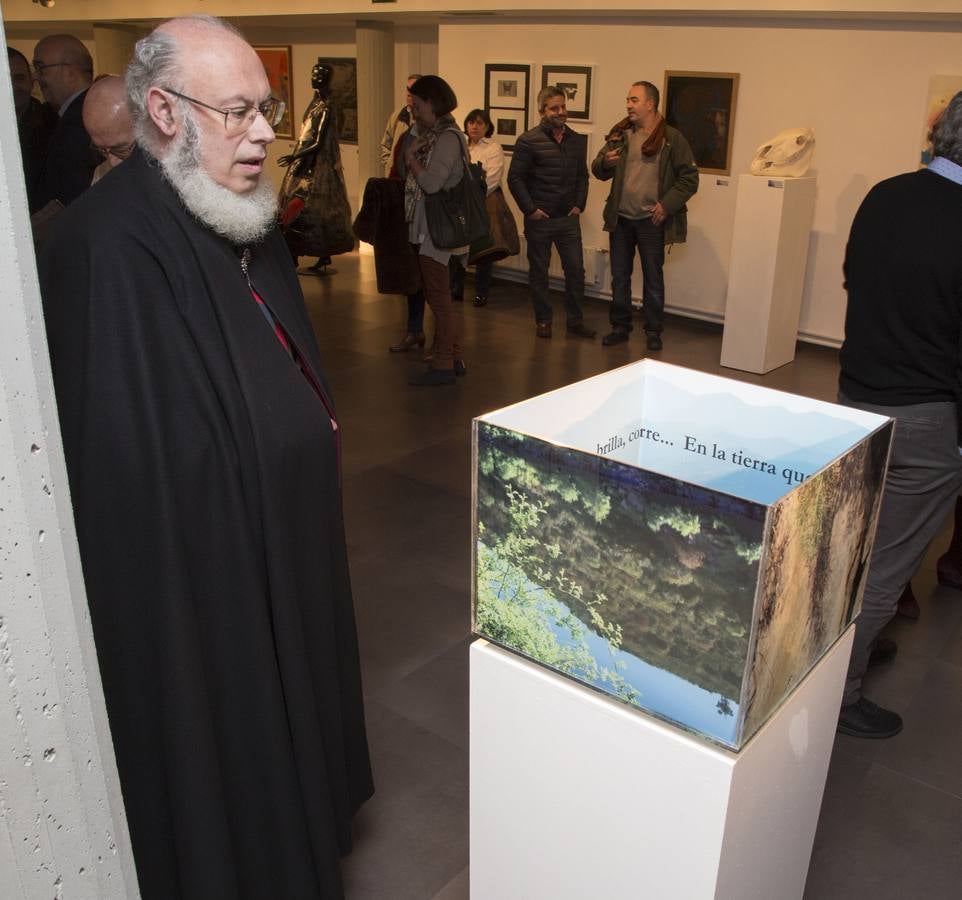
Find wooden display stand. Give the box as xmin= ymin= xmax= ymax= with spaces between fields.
xmin=720 ymin=175 xmax=816 ymax=374
xmin=470 ymin=626 xmax=853 ymax=899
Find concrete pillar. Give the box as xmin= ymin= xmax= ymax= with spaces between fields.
xmin=0 ymin=18 xmax=139 ymax=900
xmin=355 ymin=20 xmax=394 ymax=184
xmin=91 ymin=23 xmax=144 ymax=76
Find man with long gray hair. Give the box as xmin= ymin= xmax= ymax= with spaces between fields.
xmin=39 ymin=16 xmax=373 ymax=898
xmin=836 ymin=90 xmax=962 ymax=739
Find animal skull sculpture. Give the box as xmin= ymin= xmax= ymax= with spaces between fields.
xmin=750 ymin=127 xmax=815 ymax=177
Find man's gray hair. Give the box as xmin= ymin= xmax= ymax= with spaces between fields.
xmin=932 ymin=90 xmax=962 ymax=167
xmin=125 ymin=15 xmax=243 ymax=152
xmin=537 ymin=84 xmax=565 ymax=113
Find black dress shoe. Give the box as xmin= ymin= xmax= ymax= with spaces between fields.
xmin=451 ymin=293 xmax=464 ymax=302
xmin=536 ymin=322 xmax=552 ymax=339
xmin=646 ymin=332 xmax=663 ymax=351
xmin=602 ymin=329 xmax=629 ymax=347
xmin=837 ymin=697 xmax=903 ymax=739
xmin=473 ymin=295 xmax=488 ymax=307
xmin=454 ymin=359 xmax=466 ymax=377
xmin=566 ymin=322 xmax=597 ymax=339
xmin=868 ymin=637 xmax=897 ymax=667
xmin=409 ymin=368 xmax=456 ymax=386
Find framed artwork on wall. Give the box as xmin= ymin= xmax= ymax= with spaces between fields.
xmin=253 ymin=45 xmax=294 ymax=139
xmin=485 ymin=63 xmax=530 ymax=111
xmin=490 ymin=108 xmax=528 ymax=152
xmin=663 ymin=70 xmax=739 ymax=176
xmin=485 ymin=64 xmax=531 ymax=152
xmin=541 ymin=64 xmax=594 ymax=122
xmin=316 ymin=57 xmax=358 ymax=144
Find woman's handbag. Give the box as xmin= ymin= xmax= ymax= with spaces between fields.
xmin=468 ymin=188 xmax=521 ymax=266
xmin=424 ymin=145 xmax=491 ymax=249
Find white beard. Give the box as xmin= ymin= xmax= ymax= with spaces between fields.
xmin=159 ymin=112 xmax=278 ymax=246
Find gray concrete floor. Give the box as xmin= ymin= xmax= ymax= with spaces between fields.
xmin=301 ymin=252 xmax=962 ymax=899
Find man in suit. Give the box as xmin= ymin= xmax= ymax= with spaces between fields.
xmin=8 ymin=46 xmax=57 ymax=211
xmin=32 ymin=34 xmax=96 ymax=207
xmin=508 ymin=85 xmax=597 ymax=339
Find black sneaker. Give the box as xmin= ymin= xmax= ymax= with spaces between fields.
xmin=837 ymin=697 xmax=903 ymax=739
xmin=602 ymin=329 xmax=629 ymax=347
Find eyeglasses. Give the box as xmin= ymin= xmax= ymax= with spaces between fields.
xmin=32 ymin=61 xmax=71 ymax=74
xmin=163 ymin=88 xmax=285 ymax=136
xmin=91 ymin=141 xmax=136 ymax=162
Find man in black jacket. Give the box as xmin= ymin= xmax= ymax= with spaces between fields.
xmin=836 ymin=90 xmax=962 ymax=739
xmin=507 ymin=86 xmax=596 ymax=339
xmin=32 ymin=34 xmax=96 ymax=208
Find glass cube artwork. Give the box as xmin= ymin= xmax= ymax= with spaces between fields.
xmin=472 ymin=360 xmax=894 ymax=750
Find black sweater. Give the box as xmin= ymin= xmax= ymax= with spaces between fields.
xmin=839 ymin=168 xmax=962 ymax=407
xmin=507 ymin=123 xmax=588 ymax=218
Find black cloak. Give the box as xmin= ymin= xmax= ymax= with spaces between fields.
xmin=39 ymin=148 xmax=373 ymax=899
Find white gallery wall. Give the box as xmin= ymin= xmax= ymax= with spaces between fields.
xmin=438 ymin=18 xmax=962 ymax=344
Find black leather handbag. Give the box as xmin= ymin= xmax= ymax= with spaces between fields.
xmin=424 ymin=144 xmax=491 ymax=249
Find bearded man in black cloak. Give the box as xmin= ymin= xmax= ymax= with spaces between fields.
xmin=38 ymin=15 xmax=373 ymax=899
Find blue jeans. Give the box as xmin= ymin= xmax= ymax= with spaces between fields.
xmin=609 ymin=215 xmax=665 ymax=334
xmin=449 ymin=258 xmax=493 ymax=300
xmin=524 ymin=215 xmax=586 ymax=326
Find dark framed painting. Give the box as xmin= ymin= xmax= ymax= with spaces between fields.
xmin=253 ymin=45 xmax=294 ymax=139
xmin=490 ymin=108 xmax=528 ymax=152
xmin=663 ymin=70 xmax=739 ymax=176
xmin=541 ymin=64 xmax=594 ymax=122
xmin=316 ymin=57 xmax=358 ymax=144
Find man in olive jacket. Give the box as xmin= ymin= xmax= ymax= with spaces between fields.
xmin=592 ymin=80 xmax=698 ymax=350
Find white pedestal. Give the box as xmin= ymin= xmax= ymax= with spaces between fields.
xmin=470 ymin=626 xmax=853 ymax=900
xmin=720 ymin=175 xmax=816 ymax=374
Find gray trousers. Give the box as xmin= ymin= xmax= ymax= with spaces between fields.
xmin=840 ymin=395 xmax=962 ymax=706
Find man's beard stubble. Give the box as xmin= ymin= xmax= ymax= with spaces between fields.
xmin=159 ymin=111 xmax=278 ymax=246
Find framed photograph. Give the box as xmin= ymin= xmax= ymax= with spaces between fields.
xmin=485 ymin=63 xmax=530 ymax=112
xmin=489 ymin=108 xmax=528 ymax=152
xmin=541 ymin=64 xmax=594 ymax=122
xmin=663 ymin=70 xmax=739 ymax=176
xmin=253 ymin=45 xmax=294 ymax=139
xmin=316 ymin=57 xmax=358 ymax=144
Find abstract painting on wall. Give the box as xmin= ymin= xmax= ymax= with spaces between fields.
xmin=663 ymin=70 xmax=739 ymax=176
xmin=253 ymin=45 xmax=294 ymax=139
xmin=918 ymin=74 xmax=962 ymax=167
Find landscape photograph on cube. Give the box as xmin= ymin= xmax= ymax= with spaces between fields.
xmin=741 ymin=421 xmax=892 ymax=735
xmin=473 ymin=421 xmax=767 ymax=746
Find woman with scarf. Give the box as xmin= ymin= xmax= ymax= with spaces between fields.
xmin=399 ymin=75 xmax=467 ymax=386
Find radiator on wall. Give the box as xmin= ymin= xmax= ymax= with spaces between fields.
xmin=493 ymin=239 xmax=606 ymax=287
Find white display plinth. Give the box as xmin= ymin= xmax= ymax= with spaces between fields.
xmin=721 ymin=175 xmax=816 ymax=375
xmin=470 ymin=626 xmax=853 ymax=900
